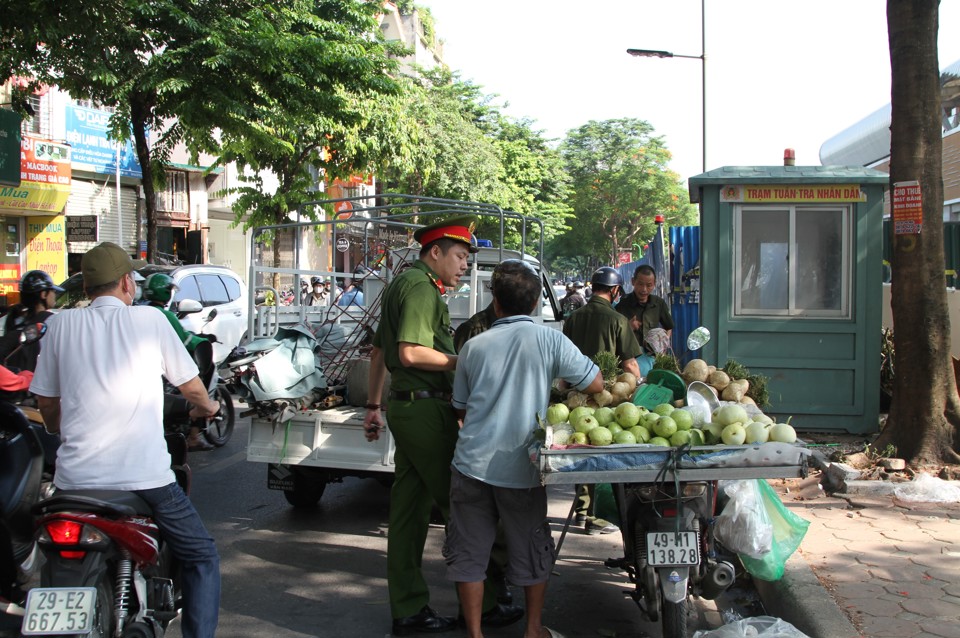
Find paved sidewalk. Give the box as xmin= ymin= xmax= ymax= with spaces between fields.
xmin=759 ymin=476 xmax=960 ymax=638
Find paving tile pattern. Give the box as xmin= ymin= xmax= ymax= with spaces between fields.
xmin=772 ymin=479 xmax=960 ymax=638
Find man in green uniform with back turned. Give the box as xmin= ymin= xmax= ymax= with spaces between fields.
xmin=363 ymin=216 xmax=523 ymax=635
xmin=563 ymin=266 xmax=643 ymax=535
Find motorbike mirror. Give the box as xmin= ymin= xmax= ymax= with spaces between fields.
xmin=19 ymin=322 xmax=47 ymax=345
xmin=177 ymin=299 xmax=203 ymax=314
xmin=205 ymin=307 xmax=218 ymax=321
xmin=686 ymin=326 xmax=711 ymax=351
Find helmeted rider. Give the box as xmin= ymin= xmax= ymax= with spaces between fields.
xmin=143 ymin=273 xmax=215 ymax=451
xmin=143 ymin=273 xmax=209 ymax=352
xmin=0 ymin=270 xmax=64 ymax=372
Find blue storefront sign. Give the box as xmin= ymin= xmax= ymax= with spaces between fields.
xmin=64 ymin=105 xmax=143 ymax=178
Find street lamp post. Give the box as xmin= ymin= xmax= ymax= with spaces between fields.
xmin=626 ymin=0 xmax=706 ymax=174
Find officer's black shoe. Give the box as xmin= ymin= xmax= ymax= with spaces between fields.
xmin=392 ymin=606 xmax=457 ymax=635
xmin=458 ymin=603 xmax=525 ymax=629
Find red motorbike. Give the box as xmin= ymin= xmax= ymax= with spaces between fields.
xmin=22 ymin=432 xmax=191 ymax=638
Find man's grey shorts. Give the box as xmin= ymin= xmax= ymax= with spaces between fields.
xmin=443 ymin=467 xmax=556 ymax=586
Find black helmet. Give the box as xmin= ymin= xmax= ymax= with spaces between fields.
xmin=590 ymin=267 xmax=623 ymax=288
xmin=310 ymin=276 xmax=323 ymax=286
xmin=20 ymin=270 xmax=65 ymax=295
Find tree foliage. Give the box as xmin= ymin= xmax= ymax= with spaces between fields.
xmin=377 ymin=69 xmax=571 ymax=256
xmin=875 ymin=0 xmax=960 ymax=466
xmin=559 ymin=118 xmax=696 ymax=266
xmin=0 ymin=0 xmax=401 ymax=261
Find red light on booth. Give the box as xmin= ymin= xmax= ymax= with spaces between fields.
xmin=783 ymin=148 xmax=796 ymax=166
xmin=654 ymin=214 xmax=665 ymax=224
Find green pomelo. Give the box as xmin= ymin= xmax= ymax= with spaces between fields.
xmin=614 ymin=402 xmax=642 ymax=428
xmin=715 ymin=405 xmax=749 ymax=427
xmin=573 ymin=415 xmax=599 ymax=434
xmin=629 ymin=425 xmax=651 ymax=443
xmin=570 ymin=432 xmax=588 ymax=445
xmin=669 ymin=430 xmax=692 ymax=447
xmin=671 ymin=409 xmax=694 ymax=431
xmin=546 ymin=403 xmax=570 ymax=426
xmin=653 ymin=416 xmax=678 ymax=439
xmin=607 ymin=423 xmax=623 ymax=436
xmin=588 ymin=426 xmax=613 ymax=446
xmin=721 ymin=423 xmax=747 ymax=445
xmin=613 ymin=430 xmax=637 ymax=445
xmin=653 ymin=403 xmax=675 ymax=417
xmin=649 ymin=436 xmax=671 ymax=447
xmin=593 ymin=406 xmax=616 ymax=426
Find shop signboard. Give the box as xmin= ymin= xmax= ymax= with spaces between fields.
xmin=64 ymin=104 xmax=143 ymax=178
xmin=26 ymin=215 xmax=67 ymax=283
xmin=66 ymin=215 xmax=99 ymax=243
xmin=0 ymin=135 xmax=72 ymax=214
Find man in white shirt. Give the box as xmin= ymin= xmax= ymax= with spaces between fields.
xmin=30 ymin=242 xmax=221 ymax=638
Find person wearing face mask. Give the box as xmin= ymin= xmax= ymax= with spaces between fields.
xmin=363 ymin=217 xmax=523 ymax=635
xmin=305 ymin=276 xmax=327 ymax=306
xmin=30 ymin=242 xmax=221 ymax=638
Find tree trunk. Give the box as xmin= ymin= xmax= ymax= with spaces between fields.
xmin=130 ymin=96 xmax=156 ymax=262
xmin=876 ymin=0 xmax=960 ymax=465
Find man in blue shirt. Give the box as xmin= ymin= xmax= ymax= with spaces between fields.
xmin=336 ymin=279 xmax=364 ymax=306
xmin=446 ymin=259 xmax=603 ymax=638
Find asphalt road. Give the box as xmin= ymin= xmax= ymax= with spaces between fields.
xmin=3 ymin=411 xmax=758 ymax=638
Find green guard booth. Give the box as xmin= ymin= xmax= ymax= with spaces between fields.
xmin=689 ymin=166 xmax=889 ymax=433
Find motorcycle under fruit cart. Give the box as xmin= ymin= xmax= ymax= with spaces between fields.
xmin=536 ymin=385 xmax=811 ymax=638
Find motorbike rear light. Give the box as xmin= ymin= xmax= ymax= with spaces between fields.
xmin=44 ymin=520 xmax=82 ymax=545
xmin=40 ymin=519 xmax=109 ymax=559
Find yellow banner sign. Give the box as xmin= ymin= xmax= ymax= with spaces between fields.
xmin=26 ymin=215 xmax=68 ymax=283
xmin=0 ymin=136 xmax=72 ymax=214
xmin=720 ymin=184 xmax=866 ymax=203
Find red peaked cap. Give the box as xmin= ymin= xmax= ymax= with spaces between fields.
xmin=413 ymin=215 xmax=479 ymax=253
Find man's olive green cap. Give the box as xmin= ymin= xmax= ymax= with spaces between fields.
xmin=81 ymin=242 xmax=147 ymax=287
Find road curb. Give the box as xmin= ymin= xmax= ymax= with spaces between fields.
xmin=753 ymin=552 xmax=861 ymax=638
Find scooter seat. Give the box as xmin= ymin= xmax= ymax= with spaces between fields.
xmin=33 ymin=490 xmax=153 ymax=517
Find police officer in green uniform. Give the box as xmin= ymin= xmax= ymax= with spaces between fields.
xmin=562 ymin=266 xmax=643 ymax=535
xmin=363 ymin=216 xmax=523 ymax=635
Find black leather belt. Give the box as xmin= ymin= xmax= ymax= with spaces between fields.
xmin=388 ymin=390 xmax=452 ymax=402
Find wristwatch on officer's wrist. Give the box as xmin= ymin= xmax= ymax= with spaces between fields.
xmin=365 ymin=403 xmax=382 ymax=411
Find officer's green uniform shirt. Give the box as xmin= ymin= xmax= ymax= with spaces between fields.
xmin=562 ymin=295 xmax=642 ymax=361
xmin=373 ymin=260 xmax=454 ymax=392
xmin=615 ymin=292 xmax=673 ymax=354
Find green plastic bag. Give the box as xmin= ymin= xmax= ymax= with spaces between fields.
xmin=738 ymin=480 xmax=810 ymax=582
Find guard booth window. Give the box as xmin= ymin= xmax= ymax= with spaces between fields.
xmin=734 ymin=205 xmax=851 ymax=318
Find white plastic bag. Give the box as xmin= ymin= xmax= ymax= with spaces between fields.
xmin=714 ymin=480 xmax=773 ymax=559
xmin=692 ymin=616 xmax=810 ymax=638
xmin=893 ymin=473 xmax=960 ymax=503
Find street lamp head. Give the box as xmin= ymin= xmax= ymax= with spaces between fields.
xmin=627 ymin=48 xmax=674 ymax=59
